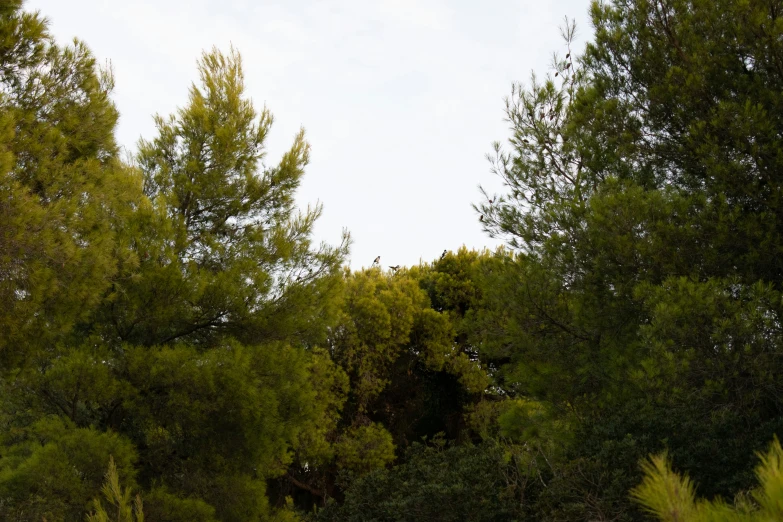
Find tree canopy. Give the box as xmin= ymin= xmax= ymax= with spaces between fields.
xmin=2 ymin=0 xmax=783 ymax=520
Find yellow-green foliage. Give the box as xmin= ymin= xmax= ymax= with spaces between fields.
xmin=268 ymin=497 xmax=304 ymax=522
xmin=754 ymin=438 xmax=783 ymax=518
xmin=496 ymin=398 xmax=570 ymax=444
xmin=466 ymin=397 xmax=567 ymax=444
xmin=290 ymin=347 xmax=350 ymax=466
xmin=465 ymin=396 xmax=571 ymax=486
xmin=87 ymin=456 xmax=144 ymax=522
xmin=334 ymin=423 xmax=396 ymax=474
xmin=0 ymin=417 xmax=138 ymax=522
xmin=0 ymin=2 xmax=143 ymax=359
xmin=285 ymin=259 xmax=494 ymax=497
xmin=632 ymin=438 xmax=783 ymax=521
xmin=332 ymin=268 xmax=453 ymax=410
xmin=410 ymin=247 xmax=496 ymax=392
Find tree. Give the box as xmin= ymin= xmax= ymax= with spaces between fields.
xmin=317 ymin=440 xmax=531 ymax=522
xmin=0 ymin=2 xmax=142 ymax=519
xmin=100 ymin=47 xmax=350 ymax=521
xmin=279 ymin=257 xmax=493 ymax=510
xmin=0 ymin=417 xmax=138 ymax=522
xmin=0 ymin=3 xmax=351 ymax=518
xmin=0 ymin=0 xmax=141 ymax=362
xmin=109 ymin=46 xmax=348 ymax=349
xmin=476 ymin=0 xmax=783 ymax=518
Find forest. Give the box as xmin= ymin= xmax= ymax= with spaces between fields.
xmin=2 ymin=0 xmax=783 ymax=520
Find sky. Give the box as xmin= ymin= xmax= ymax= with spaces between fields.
xmin=27 ymin=0 xmax=593 ymax=270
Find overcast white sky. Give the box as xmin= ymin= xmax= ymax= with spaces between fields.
xmin=28 ymin=0 xmax=592 ymax=270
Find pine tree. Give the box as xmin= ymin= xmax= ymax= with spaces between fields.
xmin=90 ymin=47 xmax=347 ymax=521
xmin=476 ymin=0 xmax=783 ymax=519
xmin=281 ymin=256 xmax=492 ymax=508
xmin=107 ymin=46 xmax=349 ymax=349
xmin=0 ymin=4 xmax=351 ymax=520
xmin=0 ymin=0 xmax=141 ymax=361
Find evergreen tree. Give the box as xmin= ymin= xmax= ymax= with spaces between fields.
xmin=111 ymin=46 xmax=348 ymax=349
xmin=0 ymin=3 xmax=350 ymax=519
xmin=0 ymin=417 xmax=138 ymax=522
xmin=0 ymin=0 xmax=140 ymax=361
xmin=476 ymin=0 xmax=783 ymax=518
xmin=0 ymin=3 xmax=141 ymax=519
xmin=280 ymin=259 xmax=491 ymax=508
xmin=317 ymin=440 xmax=531 ymax=522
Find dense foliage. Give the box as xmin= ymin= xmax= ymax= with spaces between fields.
xmin=632 ymin=438 xmax=783 ymax=521
xmin=2 ymin=0 xmax=783 ymax=520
